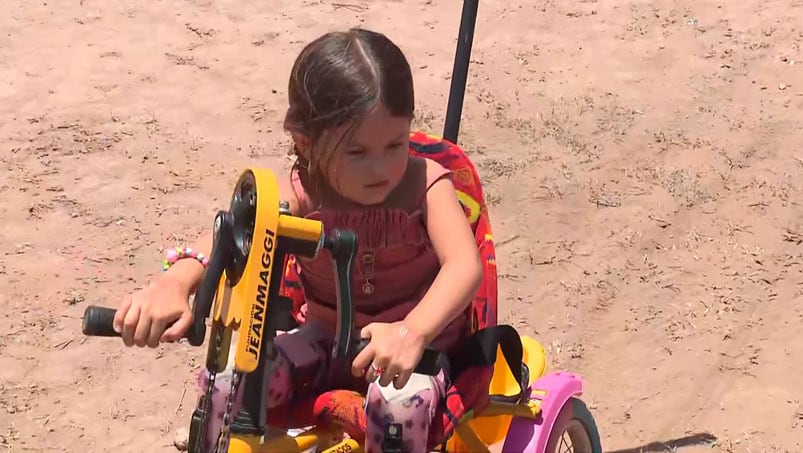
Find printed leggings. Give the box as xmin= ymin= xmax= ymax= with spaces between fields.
xmin=198 ymin=322 xmax=448 ymax=453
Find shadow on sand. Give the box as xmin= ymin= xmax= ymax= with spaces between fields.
xmin=606 ymin=433 xmax=718 ymax=453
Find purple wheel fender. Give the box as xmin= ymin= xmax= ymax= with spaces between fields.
xmin=500 ymin=371 xmax=584 ymax=453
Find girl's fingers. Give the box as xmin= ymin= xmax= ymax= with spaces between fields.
xmin=113 ymin=297 xmax=132 ymax=334
xmin=359 ymin=323 xmax=375 ymax=340
xmin=161 ymin=310 xmax=192 ymax=343
xmin=379 ymin=362 xmax=400 ymax=387
xmin=133 ymin=309 xmax=152 ymax=347
xmin=393 ymin=370 xmax=413 ymax=389
xmin=147 ymin=318 xmax=166 ymax=348
xmin=352 ymin=340 xmax=375 ymax=377
xmin=121 ymin=303 xmax=141 ymax=347
xmin=368 ymin=359 xmax=389 ymax=383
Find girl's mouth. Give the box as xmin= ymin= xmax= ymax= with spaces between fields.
xmin=364 ymin=181 xmax=389 ymax=189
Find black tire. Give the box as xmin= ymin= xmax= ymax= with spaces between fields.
xmin=544 ymin=397 xmax=602 ymax=453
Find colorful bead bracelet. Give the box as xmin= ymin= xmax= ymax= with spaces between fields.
xmin=162 ymin=246 xmax=210 ymax=271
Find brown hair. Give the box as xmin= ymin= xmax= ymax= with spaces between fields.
xmin=283 ymin=27 xmax=415 ymax=201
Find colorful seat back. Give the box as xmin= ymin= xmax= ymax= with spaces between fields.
xmin=406 ymin=131 xmax=498 ymax=334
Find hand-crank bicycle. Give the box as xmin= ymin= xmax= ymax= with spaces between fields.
xmin=81 ymin=165 xmax=602 ymax=453
xmin=80 ymin=1 xmax=603 ymax=451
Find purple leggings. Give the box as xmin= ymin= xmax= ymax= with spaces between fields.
xmin=198 ymin=322 xmax=448 ymax=452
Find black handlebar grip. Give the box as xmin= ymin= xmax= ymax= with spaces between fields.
xmin=81 ymin=305 xmax=205 ymax=346
xmin=82 ymin=305 xmax=119 ymax=337
xmin=353 ymin=338 xmax=443 ymax=376
xmin=415 ymin=348 xmax=442 ymax=376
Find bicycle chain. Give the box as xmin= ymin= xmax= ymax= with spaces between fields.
xmin=192 ymin=324 xmax=221 ymax=453
xmin=193 ymin=322 xmax=244 ymax=453
xmin=215 ymin=367 xmax=243 ymax=452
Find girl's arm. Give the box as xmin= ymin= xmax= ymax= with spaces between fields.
xmin=165 ymin=230 xmax=213 ymax=293
xmin=403 ymin=169 xmax=483 ymax=344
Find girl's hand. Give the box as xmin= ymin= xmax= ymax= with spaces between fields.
xmin=112 ymin=272 xmax=194 ymax=348
xmin=351 ymin=321 xmax=426 ymax=389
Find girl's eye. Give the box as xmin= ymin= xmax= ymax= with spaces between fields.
xmin=346 ymin=149 xmax=365 ymax=156
xmin=387 ymin=143 xmax=406 ymax=153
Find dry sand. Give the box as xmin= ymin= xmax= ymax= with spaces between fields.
xmin=1 ymin=0 xmax=801 ymax=451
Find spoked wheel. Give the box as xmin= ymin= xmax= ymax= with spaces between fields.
xmin=545 ymin=397 xmax=602 ymax=453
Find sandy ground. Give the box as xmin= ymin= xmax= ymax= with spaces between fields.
xmin=1 ymin=0 xmax=802 ymax=451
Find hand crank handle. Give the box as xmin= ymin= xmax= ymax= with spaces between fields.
xmin=327 ymin=228 xmax=358 ymax=360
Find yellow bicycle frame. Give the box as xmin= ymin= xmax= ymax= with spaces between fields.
xmin=206 ymin=167 xmax=367 ymax=453
xmin=229 ymin=427 xmax=362 ymax=453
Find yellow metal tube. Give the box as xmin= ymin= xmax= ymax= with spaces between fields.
xmin=277 ymin=215 xmax=323 ymax=243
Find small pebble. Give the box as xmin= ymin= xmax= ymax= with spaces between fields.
xmin=173 ymin=427 xmax=189 ymax=451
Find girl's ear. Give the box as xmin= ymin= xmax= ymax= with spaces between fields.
xmin=291 ymin=131 xmax=311 ymax=157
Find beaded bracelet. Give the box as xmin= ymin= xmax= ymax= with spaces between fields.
xmin=162 ymin=246 xmax=210 ymax=271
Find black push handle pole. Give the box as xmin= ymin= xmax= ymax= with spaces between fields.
xmin=443 ymin=0 xmax=480 ymax=145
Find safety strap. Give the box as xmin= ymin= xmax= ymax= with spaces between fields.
xmin=448 ymin=324 xmax=529 ymax=404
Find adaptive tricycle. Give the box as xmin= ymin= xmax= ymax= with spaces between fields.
xmin=80 ymin=1 xmax=602 ymax=451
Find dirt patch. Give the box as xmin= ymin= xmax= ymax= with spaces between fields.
xmin=2 ymin=0 xmax=802 ymax=451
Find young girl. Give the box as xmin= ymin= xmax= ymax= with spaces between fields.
xmin=112 ymin=27 xmax=482 ymax=452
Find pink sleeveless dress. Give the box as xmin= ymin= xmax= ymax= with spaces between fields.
xmin=290 ymin=156 xmax=467 ymax=353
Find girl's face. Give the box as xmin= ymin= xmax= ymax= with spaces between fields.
xmin=321 ymin=104 xmax=411 ymax=206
